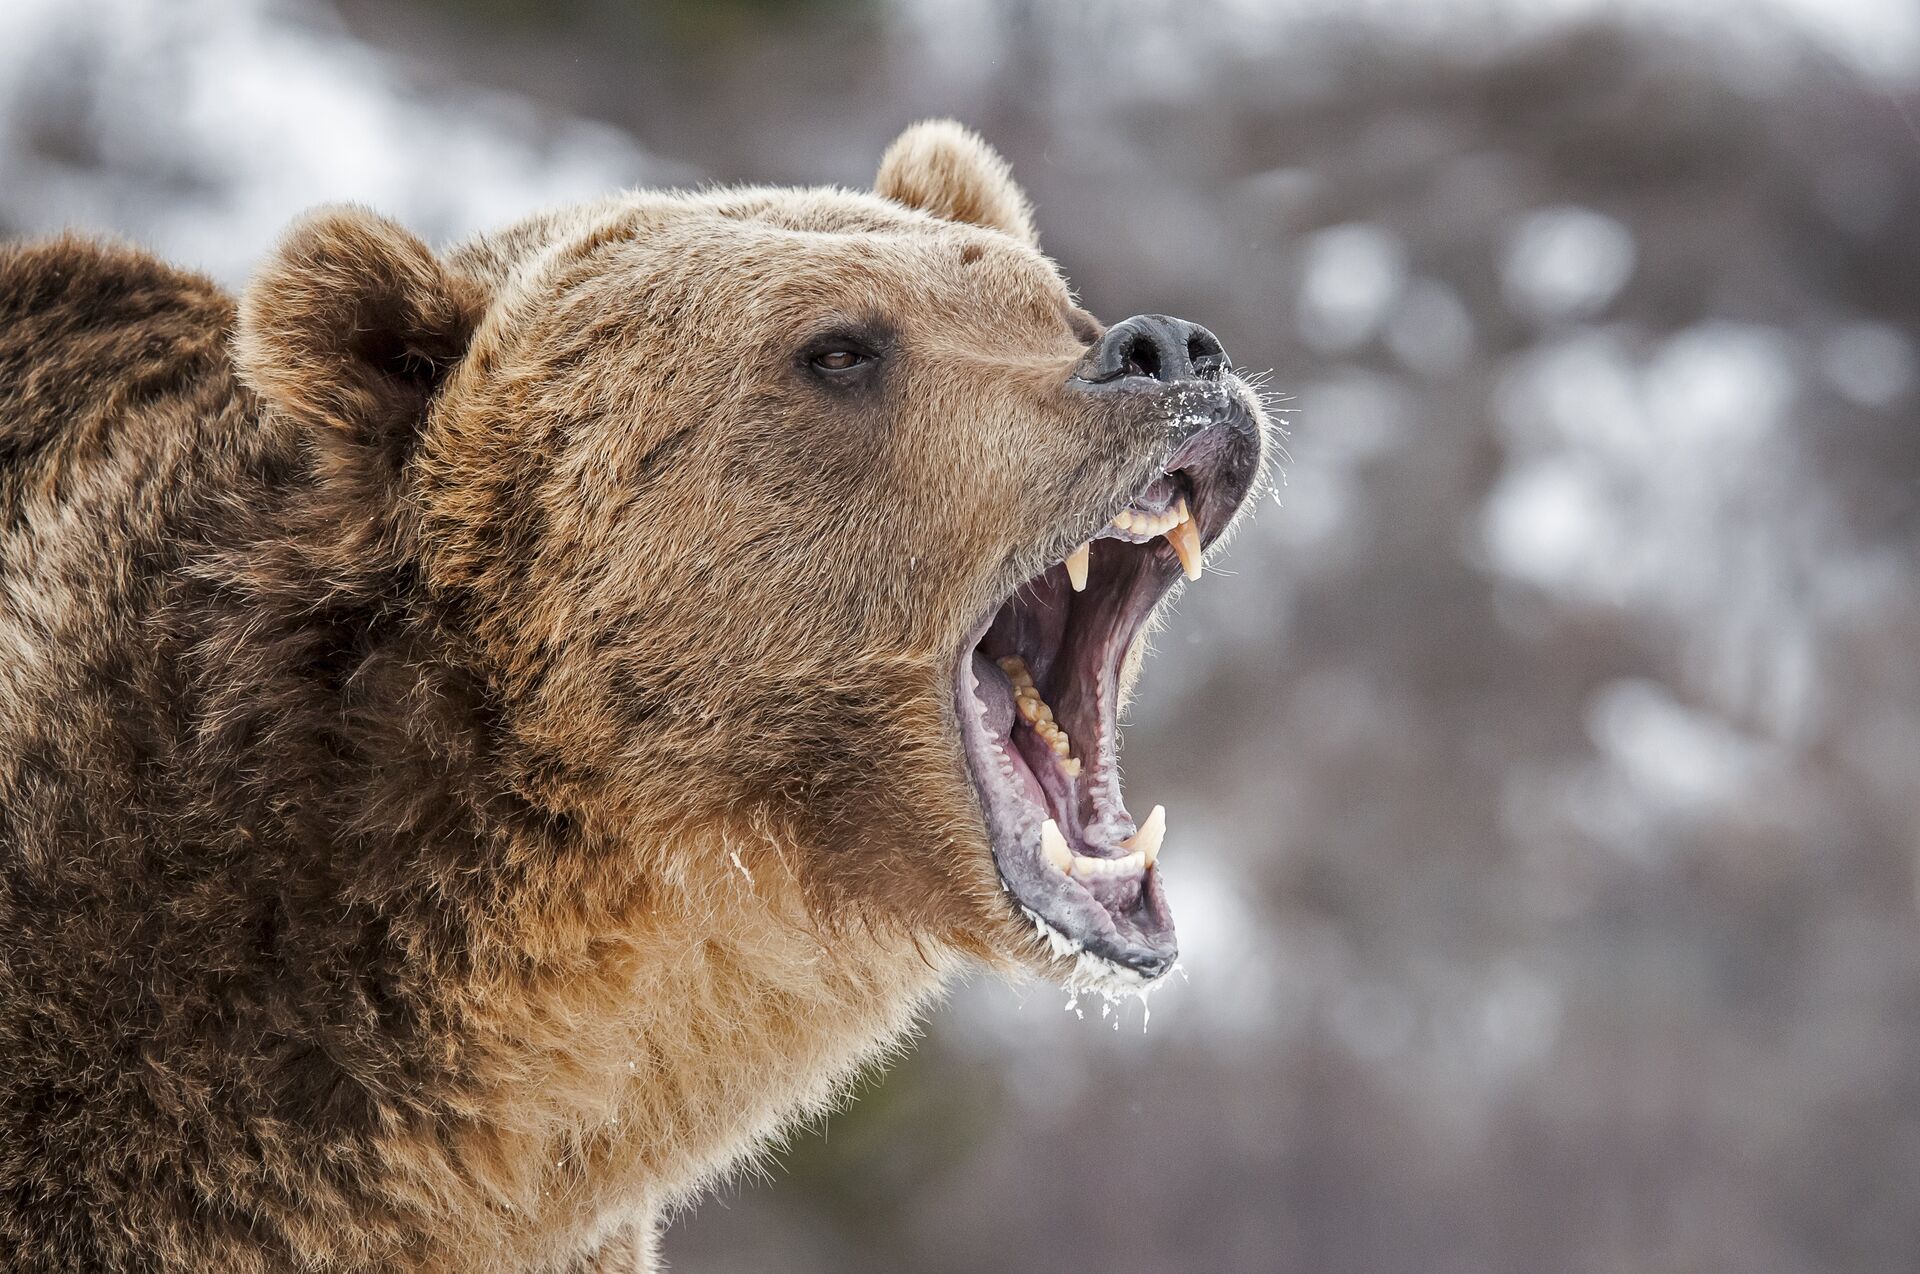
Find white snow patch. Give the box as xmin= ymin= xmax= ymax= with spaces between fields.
xmin=1501 ymin=205 xmax=1637 ymax=323
xmin=1295 ymin=222 xmax=1409 ymax=354
xmin=1586 ymin=677 xmax=1767 ymax=811
xmin=1481 ymin=457 xmax=1618 ymax=597
xmin=0 ymin=0 xmax=683 ymax=285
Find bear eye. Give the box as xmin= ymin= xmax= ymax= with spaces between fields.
xmin=811 ymin=349 xmax=870 ymax=373
xmin=797 ymin=322 xmax=890 ymax=387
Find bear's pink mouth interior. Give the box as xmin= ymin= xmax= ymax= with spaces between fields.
xmin=954 ymin=419 xmax=1253 ymax=985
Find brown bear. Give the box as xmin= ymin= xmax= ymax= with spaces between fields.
xmin=0 ymin=121 xmax=1267 ymax=1271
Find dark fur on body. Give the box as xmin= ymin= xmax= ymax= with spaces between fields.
xmin=0 ymin=236 xmax=533 ymax=1266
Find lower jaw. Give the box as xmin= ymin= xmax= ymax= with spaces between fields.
xmin=955 ymin=623 xmax=1178 ymax=989
xmin=1015 ymin=896 xmax=1178 ymax=997
xmin=949 ymin=457 xmax=1244 ymax=989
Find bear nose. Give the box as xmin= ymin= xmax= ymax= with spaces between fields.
xmin=1072 ymin=314 xmax=1229 ymax=387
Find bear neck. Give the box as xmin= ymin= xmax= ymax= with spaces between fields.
xmin=207 ymin=410 xmax=963 ymax=1255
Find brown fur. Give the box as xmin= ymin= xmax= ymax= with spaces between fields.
xmin=0 ymin=122 xmax=1239 ymax=1270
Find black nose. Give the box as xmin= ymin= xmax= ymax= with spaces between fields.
xmin=1073 ymin=314 xmax=1229 ymax=387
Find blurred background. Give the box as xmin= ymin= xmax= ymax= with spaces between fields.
xmin=6 ymin=0 xmax=1920 ymax=1269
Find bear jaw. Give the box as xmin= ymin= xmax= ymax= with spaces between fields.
xmin=952 ymin=380 xmax=1268 ymax=989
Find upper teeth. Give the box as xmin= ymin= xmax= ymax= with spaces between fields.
xmin=1165 ymin=509 xmax=1203 ymax=582
xmin=1064 ymin=541 xmax=1090 ymax=590
xmin=1113 ymin=503 xmax=1184 ymax=538
xmin=1064 ymin=495 xmax=1203 ymax=591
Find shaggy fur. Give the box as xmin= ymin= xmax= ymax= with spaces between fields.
xmin=0 ymin=122 xmax=1245 ymax=1270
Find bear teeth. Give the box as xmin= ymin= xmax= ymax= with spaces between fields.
xmin=997 ymin=656 xmax=1081 ymax=778
xmin=1118 ymin=804 xmax=1166 ymax=868
xmin=1070 ymin=849 xmax=1146 ymax=877
xmin=1165 ymin=505 xmax=1203 ymax=581
xmin=1040 ymin=816 xmax=1164 ymax=878
xmin=1040 ymin=819 xmax=1073 ymax=873
xmin=1078 ymin=496 xmax=1201 ymax=587
xmin=1064 ymin=542 xmax=1091 ymax=591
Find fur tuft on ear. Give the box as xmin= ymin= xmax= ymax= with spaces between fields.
xmin=235 ymin=206 xmax=484 ymax=461
xmin=874 ymin=120 xmax=1037 ymax=246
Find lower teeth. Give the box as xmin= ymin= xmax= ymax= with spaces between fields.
xmin=997 ymin=657 xmax=1082 ymax=777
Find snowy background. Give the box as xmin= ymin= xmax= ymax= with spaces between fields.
xmin=6 ymin=0 xmax=1920 ymax=1269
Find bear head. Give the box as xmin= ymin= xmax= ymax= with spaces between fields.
xmin=232 ymin=121 xmax=1269 ymax=993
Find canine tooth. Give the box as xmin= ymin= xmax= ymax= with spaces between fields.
xmin=1040 ymin=819 xmax=1072 ymax=872
xmin=1065 ymin=541 xmax=1090 ymax=591
xmin=1165 ymin=511 xmax=1203 ymax=581
xmin=1120 ymin=804 xmax=1166 ymax=867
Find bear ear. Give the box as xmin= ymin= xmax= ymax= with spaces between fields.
xmin=235 ymin=206 xmax=484 ymax=461
xmin=875 ymin=120 xmax=1037 ymax=246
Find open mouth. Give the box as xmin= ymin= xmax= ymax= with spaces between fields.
xmin=954 ymin=404 xmax=1261 ymax=989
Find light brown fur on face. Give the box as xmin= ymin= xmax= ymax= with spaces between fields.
xmin=0 ymin=122 xmax=1265 ymax=1270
